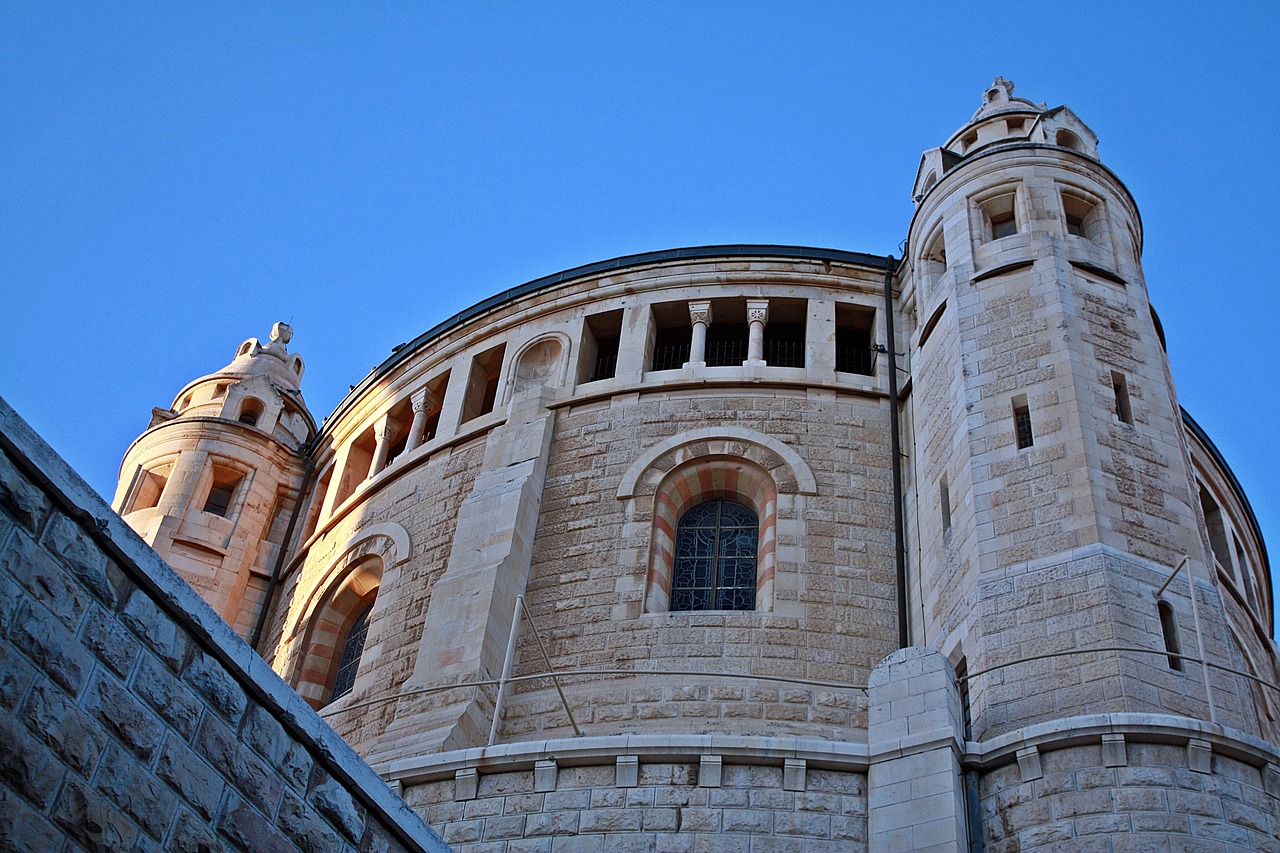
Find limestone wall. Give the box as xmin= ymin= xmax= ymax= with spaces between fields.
xmin=0 ymin=397 xmax=448 ymax=853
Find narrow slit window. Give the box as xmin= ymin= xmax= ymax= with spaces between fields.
xmin=1111 ymin=372 xmax=1133 ymax=424
xmin=580 ymin=310 xmax=623 ymax=383
xmin=1013 ymin=397 xmax=1034 ymax=449
xmin=461 ymin=344 xmax=506 ymax=422
xmin=955 ymin=657 xmax=972 ymax=740
xmin=940 ymin=475 xmax=952 ymax=533
xmin=1158 ymin=600 xmax=1183 ymax=671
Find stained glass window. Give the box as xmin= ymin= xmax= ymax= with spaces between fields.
xmin=330 ymin=602 xmax=373 ymax=700
xmin=670 ymin=500 xmax=757 ymax=612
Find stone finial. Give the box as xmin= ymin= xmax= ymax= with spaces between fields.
xmin=271 ymin=322 xmax=294 ymax=346
xmin=984 ymin=77 xmax=1015 ymax=106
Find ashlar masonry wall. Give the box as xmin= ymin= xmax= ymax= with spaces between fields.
xmin=0 ymin=397 xmax=449 ymax=853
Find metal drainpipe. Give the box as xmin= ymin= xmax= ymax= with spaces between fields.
xmin=883 ymin=256 xmax=909 ymax=649
xmin=249 ymin=447 xmax=315 ymax=653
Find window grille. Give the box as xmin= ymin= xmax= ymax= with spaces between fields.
xmin=670 ymin=500 xmax=758 ymax=612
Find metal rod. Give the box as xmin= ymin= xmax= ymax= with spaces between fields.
xmin=520 ymin=598 xmax=582 ymax=737
xmin=882 ymin=256 xmax=909 ymax=649
xmin=1187 ymin=563 xmax=1218 ymax=724
xmin=1154 ymin=555 xmax=1189 ymax=598
xmin=487 ymin=595 xmax=526 ymax=746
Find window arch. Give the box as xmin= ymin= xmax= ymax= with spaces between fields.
xmin=292 ymin=555 xmax=382 ymax=707
xmin=671 ymin=499 xmax=758 ymax=611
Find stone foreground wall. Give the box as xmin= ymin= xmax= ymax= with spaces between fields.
xmin=0 ymin=397 xmax=449 ymax=853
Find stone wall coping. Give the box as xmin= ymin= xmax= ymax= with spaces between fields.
xmin=966 ymin=712 xmax=1280 ymax=771
xmin=384 ymin=733 xmax=871 ymax=785
xmin=0 ymin=396 xmax=451 ymax=853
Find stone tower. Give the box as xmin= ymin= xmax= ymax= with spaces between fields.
xmin=899 ymin=78 xmax=1276 ymax=741
xmin=113 ymin=322 xmax=315 ymax=637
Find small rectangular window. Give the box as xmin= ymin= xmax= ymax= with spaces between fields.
xmin=980 ymin=191 xmax=1018 ymax=242
xmin=1062 ymin=192 xmax=1099 ymax=240
xmin=461 ymin=344 xmax=505 ymax=423
xmin=1111 ymin=371 xmax=1133 ymax=424
xmin=203 ymin=469 xmax=243 ymax=518
xmin=580 ymin=310 xmax=623 ymax=383
xmin=835 ymin=304 xmax=875 ymax=375
xmin=940 ymin=474 xmax=952 ymax=533
xmin=1013 ymin=396 xmax=1034 ymax=450
xmin=127 ymin=467 xmax=168 ymax=513
xmin=649 ymin=303 xmax=692 ymax=371
xmin=1158 ymin=600 xmax=1183 ymax=672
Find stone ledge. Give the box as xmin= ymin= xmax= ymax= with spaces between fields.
xmin=385 ymin=733 xmax=871 ymax=786
xmin=966 ymin=711 xmax=1280 ymax=772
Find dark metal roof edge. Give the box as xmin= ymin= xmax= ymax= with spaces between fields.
xmin=324 ymin=245 xmax=895 ymax=429
xmin=1181 ymin=406 xmax=1272 ymax=613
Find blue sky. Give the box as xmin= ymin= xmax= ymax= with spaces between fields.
xmin=3 ymin=4 xmax=1278 ymax=622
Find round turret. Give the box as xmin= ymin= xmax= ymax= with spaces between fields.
xmin=113 ymin=324 xmax=315 ymax=637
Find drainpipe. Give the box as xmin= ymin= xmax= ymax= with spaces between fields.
xmin=250 ymin=447 xmax=316 ymax=653
xmin=883 ymin=256 xmax=909 ymax=649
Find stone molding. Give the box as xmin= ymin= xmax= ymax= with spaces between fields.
xmin=616 ymin=426 xmax=819 ymax=499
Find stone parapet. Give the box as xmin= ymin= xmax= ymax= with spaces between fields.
xmin=0 ymin=396 xmax=449 ymax=853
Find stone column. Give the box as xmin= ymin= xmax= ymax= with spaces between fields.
xmin=368 ymin=417 xmax=401 ymax=479
xmin=686 ymin=301 xmax=712 ymax=367
xmin=404 ymin=388 xmax=439 ymax=454
xmin=867 ymin=646 xmax=968 ymax=852
xmin=745 ymin=299 xmax=769 ymax=365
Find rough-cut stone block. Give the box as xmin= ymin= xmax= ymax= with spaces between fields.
xmin=171 ymin=807 xmax=221 ymax=853
xmin=43 ymin=513 xmax=116 ymax=607
xmin=133 ymin=653 xmax=203 ymax=739
xmin=185 ymin=650 xmax=248 ymax=724
xmin=21 ymin=680 xmax=105 ymax=776
xmin=0 ymin=451 xmax=48 ymax=534
xmin=196 ymin=715 xmax=282 ymax=816
xmin=0 ymin=786 xmax=61 ymax=853
xmin=243 ymin=703 xmax=312 ymax=792
xmin=85 ymin=670 xmax=164 ymax=762
xmin=121 ymin=590 xmax=188 ymax=671
xmin=53 ymin=777 xmax=139 ymax=853
xmin=10 ymin=598 xmax=91 ymax=694
xmin=95 ymin=743 xmax=178 ymax=840
xmin=218 ymin=794 xmax=293 ymax=853
xmin=278 ymin=788 xmax=343 ymax=853
xmin=156 ymin=735 xmax=225 ymax=821
xmin=310 ymin=776 xmax=365 ymax=843
xmin=4 ymin=531 xmax=88 ymax=629
xmin=80 ymin=603 xmax=140 ymax=677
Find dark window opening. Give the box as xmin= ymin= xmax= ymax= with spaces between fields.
xmin=581 ymin=310 xmax=623 ymax=383
xmin=955 ymin=657 xmax=972 ymax=740
xmin=991 ymin=212 xmax=1016 ymax=239
xmin=1158 ymin=600 xmax=1183 ymax=671
xmin=1013 ymin=399 xmax=1034 ymax=449
xmin=763 ymin=323 xmax=805 ymax=368
xmin=1111 ymin=371 xmax=1133 ymax=424
xmin=462 ymin=344 xmax=505 ymax=423
xmin=671 ymin=500 xmax=758 ymax=612
xmin=836 ymin=305 xmax=875 ymax=375
xmin=706 ymin=323 xmax=747 ymax=367
xmin=651 ymin=327 xmax=691 ymax=371
xmin=203 ymin=470 xmax=243 ymax=518
xmin=330 ymin=602 xmax=373 ymax=700
xmin=940 ymin=475 xmax=952 ymax=533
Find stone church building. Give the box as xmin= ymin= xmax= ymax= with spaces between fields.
xmin=47 ymin=79 xmax=1280 ymax=849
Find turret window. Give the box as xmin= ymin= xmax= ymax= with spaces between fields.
xmin=977 ymin=190 xmax=1019 ymax=242
xmin=238 ymin=397 xmax=264 ymax=427
xmin=1061 ymin=192 xmax=1102 ymax=241
xmin=202 ymin=468 xmax=243 ymax=518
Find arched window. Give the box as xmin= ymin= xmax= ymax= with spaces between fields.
xmin=671 ymin=500 xmax=758 ymax=611
xmin=330 ymin=601 xmax=373 ymax=700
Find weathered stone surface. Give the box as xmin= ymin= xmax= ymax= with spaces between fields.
xmin=21 ymin=680 xmax=105 ymax=776
xmin=84 ymin=670 xmax=165 ymax=761
xmin=218 ymin=794 xmax=293 ymax=853
xmin=185 ymin=649 xmax=248 ymax=723
xmin=0 ymin=450 xmax=47 ymax=534
xmin=52 ymin=777 xmax=139 ymax=853
xmin=278 ymin=788 xmax=343 ymax=853
xmin=155 ymin=735 xmax=225 ymax=821
xmin=312 ymin=776 xmax=366 ymax=842
xmin=43 ymin=513 xmax=116 ymax=606
xmin=80 ymin=602 xmax=141 ymax=677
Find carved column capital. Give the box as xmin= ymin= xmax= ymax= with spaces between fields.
xmin=688 ymin=300 xmax=713 ymax=327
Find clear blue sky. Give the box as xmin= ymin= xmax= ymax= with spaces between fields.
xmin=3 ymin=4 xmax=1278 ymax=622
